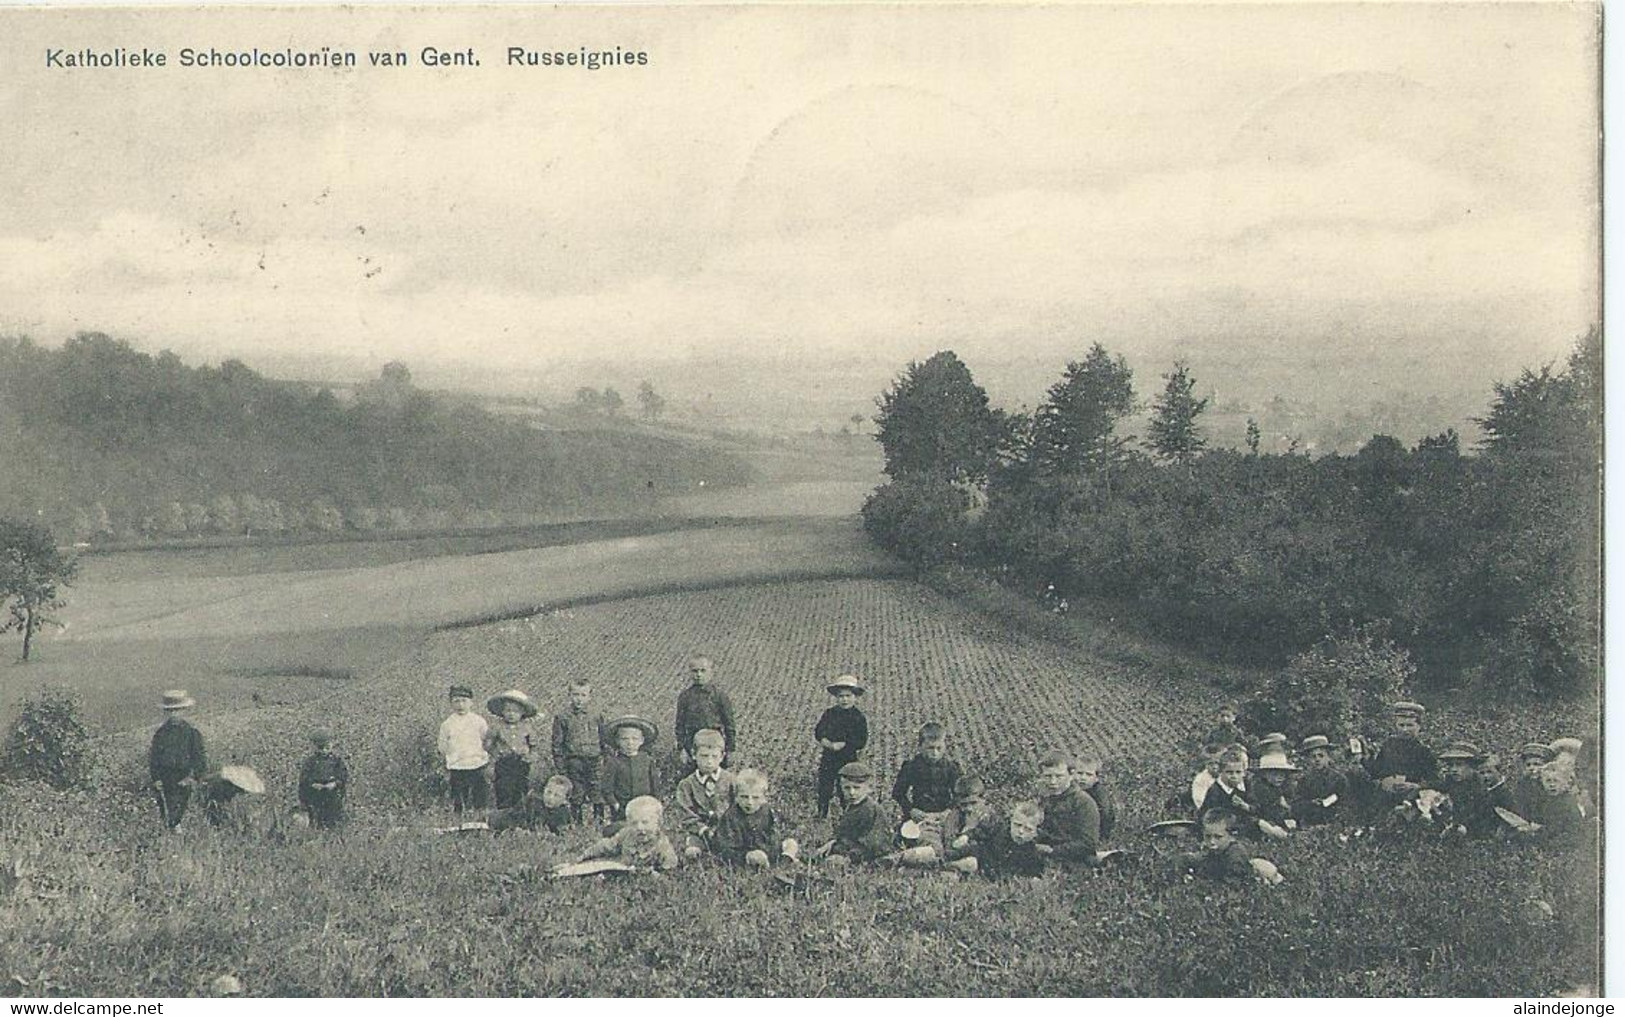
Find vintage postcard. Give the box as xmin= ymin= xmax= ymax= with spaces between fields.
xmin=0 ymin=3 xmax=1602 ymax=999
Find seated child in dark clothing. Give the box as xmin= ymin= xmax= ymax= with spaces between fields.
xmin=1074 ymin=757 xmax=1117 ymax=842
xmin=817 ymin=762 xmax=892 ymax=865
xmin=1034 ymin=750 xmax=1101 ymax=866
xmin=712 ymin=768 xmax=797 ymax=867
xmin=1292 ymin=735 xmax=1348 ymax=826
xmin=601 ymin=716 xmax=663 ymax=821
xmin=946 ymin=800 xmax=1046 ymax=878
xmin=1197 ymin=703 xmax=1247 ymax=754
xmin=1199 ymin=747 xmax=1290 ymax=841
xmin=298 ymin=729 xmax=349 ymax=830
xmin=1170 ymin=809 xmax=1284 ymax=885
xmin=891 ymin=722 xmax=963 ymax=859
xmin=489 ymin=774 xmax=574 ymax=834
xmin=944 ymin=775 xmax=996 ymax=852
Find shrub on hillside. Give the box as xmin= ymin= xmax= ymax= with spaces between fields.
xmin=861 ymin=477 xmax=973 ymax=569
xmin=3 ymin=686 xmax=95 ymax=788
xmin=1255 ymin=624 xmax=1415 ymax=742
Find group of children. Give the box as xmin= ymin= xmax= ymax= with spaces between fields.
xmin=148 ymin=663 xmax=1594 ymax=887
xmin=1167 ymin=700 xmax=1594 ymax=881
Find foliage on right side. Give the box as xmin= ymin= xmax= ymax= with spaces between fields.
xmin=862 ymin=329 xmax=1601 ymax=697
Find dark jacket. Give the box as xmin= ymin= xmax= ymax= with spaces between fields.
xmin=675 ymin=685 xmax=738 ymax=754
xmin=712 ymin=805 xmax=782 ymax=865
xmin=1366 ymin=735 xmax=1437 ymax=784
xmin=601 ymin=751 xmax=663 ymax=812
xmin=1293 ymin=767 xmax=1348 ymax=825
xmin=1036 ymin=786 xmax=1100 ymax=864
xmin=815 ymin=707 xmax=868 ymax=766
xmin=892 ymin=755 xmax=963 ymax=815
xmin=967 ymin=825 xmax=1045 ymax=878
xmin=1085 ymin=782 xmax=1118 ymax=841
xmin=832 ymin=796 xmax=891 ymax=861
xmin=149 ymin=717 xmax=207 ymax=783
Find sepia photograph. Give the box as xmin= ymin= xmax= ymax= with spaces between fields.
xmin=0 ymin=2 xmax=1603 ymax=998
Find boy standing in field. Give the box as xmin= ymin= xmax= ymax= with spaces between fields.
xmin=1034 ymin=750 xmax=1101 ymax=866
xmin=674 ymin=728 xmax=735 ymax=858
xmin=485 ymin=689 xmax=541 ymax=811
xmin=601 ymin=716 xmax=663 ymax=820
xmin=298 ymin=729 xmax=349 ymax=829
xmin=712 ymin=768 xmax=796 ymax=868
xmin=438 ymin=684 xmax=490 ymax=816
xmin=1073 ymin=757 xmax=1117 ymax=842
xmin=813 ymin=674 xmax=868 ymax=819
xmin=891 ymin=722 xmax=962 ymax=858
xmin=551 ymin=681 xmax=608 ymax=824
xmin=149 ymin=690 xmax=207 ymax=830
xmin=674 ymin=654 xmax=738 ymax=774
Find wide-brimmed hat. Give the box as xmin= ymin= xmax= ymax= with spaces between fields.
xmin=825 ymin=674 xmax=865 ymax=696
xmin=837 ymin=761 xmax=873 ymax=781
xmin=487 ymin=689 xmax=538 ymax=719
xmin=1146 ymin=819 xmax=1198 ymax=838
xmin=1256 ymin=732 xmax=1288 ymax=749
xmin=1519 ymin=742 xmax=1556 ymax=763
xmin=1255 ymin=754 xmax=1299 ymax=772
xmin=1438 ymin=741 xmax=1483 ymax=762
xmin=607 ymin=715 xmax=658 ymax=742
xmin=1299 ymin=735 xmax=1331 ymax=752
xmin=1389 ymin=701 xmax=1426 ymax=718
xmin=160 ymin=690 xmax=195 ymax=711
xmin=219 ymin=765 xmax=265 ymax=794
xmin=898 ymin=820 xmax=923 ymax=841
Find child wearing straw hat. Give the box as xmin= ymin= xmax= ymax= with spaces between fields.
xmin=813 ymin=674 xmax=868 ymax=819
xmin=485 ymin=689 xmax=541 ymax=810
xmin=601 ymin=715 xmax=663 ymax=821
xmin=148 ymin=690 xmax=207 ymax=830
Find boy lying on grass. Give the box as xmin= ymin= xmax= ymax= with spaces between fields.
xmin=945 ymin=800 xmax=1047 ymax=878
xmin=578 ymin=795 xmax=679 ymax=871
xmin=712 ymin=768 xmax=798 ymax=867
xmin=489 ymin=774 xmax=574 ymax=835
xmin=1169 ymin=809 xmax=1284 ymax=885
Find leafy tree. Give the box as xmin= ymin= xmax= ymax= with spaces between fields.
xmin=873 ymin=351 xmax=1003 ymax=486
xmin=1245 ymin=418 xmax=1261 ymax=456
xmin=1147 ymin=361 xmax=1209 ymax=465
xmin=637 ymin=381 xmax=666 ymax=421
xmin=601 ymin=387 xmax=625 ymax=417
xmin=1029 ymin=344 xmax=1136 ymax=477
xmin=574 ymin=387 xmax=603 ymax=414
xmin=0 ymin=520 xmax=77 ymax=662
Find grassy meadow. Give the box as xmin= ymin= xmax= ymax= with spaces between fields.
xmin=0 ymin=519 xmax=1601 ymax=996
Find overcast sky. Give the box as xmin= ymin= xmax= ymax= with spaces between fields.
xmin=0 ymin=4 xmax=1600 ymax=384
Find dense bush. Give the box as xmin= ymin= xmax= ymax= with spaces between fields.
xmin=3 ymin=686 xmax=95 ymax=788
xmin=1253 ymin=626 xmax=1416 ymax=742
xmin=865 ymin=333 xmax=1600 ymax=693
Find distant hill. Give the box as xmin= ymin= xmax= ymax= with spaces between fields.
xmin=0 ymin=334 xmax=751 ymax=542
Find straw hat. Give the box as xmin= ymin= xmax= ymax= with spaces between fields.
xmin=1389 ymin=701 xmax=1426 ymax=718
xmin=219 ymin=765 xmax=265 ymax=795
xmin=486 ymin=689 xmax=538 ymax=719
xmin=607 ymin=715 xmax=658 ymax=742
xmin=160 ymin=690 xmax=195 ymax=711
xmin=825 ymin=674 xmax=865 ymax=696
xmin=1255 ymin=754 xmax=1299 ymax=772
xmin=1299 ymin=735 xmax=1331 ymax=752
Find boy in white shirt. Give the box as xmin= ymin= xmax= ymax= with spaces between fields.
xmin=438 ymin=684 xmax=490 ymax=816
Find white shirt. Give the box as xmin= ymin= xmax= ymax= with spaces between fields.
xmin=438 ymin=712 xmax=490 ymax=770
xmin=1191 ymin=769 xmax=1216 ymax=809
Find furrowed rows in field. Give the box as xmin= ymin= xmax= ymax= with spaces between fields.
xmin=421 ymin=578 xmax=1187 ymax=805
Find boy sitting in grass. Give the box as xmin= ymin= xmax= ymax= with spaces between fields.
xmin=891 ymin=722 xmax=962 ymax=859
xmin=674 ymin=728 xmax=735 ymax=859
xmin=712 ymin=768 xmax=797 ymax=868
xmin=1514 ymin=742 xmax=1556 ymax=822
xmin=945 ymin=775 xmax=996 ymax=851
xmin=1200 ymin=747 xmax=1289 ymax=841
xmin=1170 ymin=809 xmax=1284 ymax=885
xmin=1197 ymin=703 xmax=1247 ymax=754
xmin=946 ymin=800 xmax=1046 ymax=878
xmin=816 ymin=762 xmax=892 ymax=865
xmin=1292 ymin=735 xmax=1347 ymax=826
xmin=1034 ymin=750 xmax=1101 ymax=866
xmin=1364 ymin=701 xmax=1437 ymax=807
xmin=489 ymin=774 xmax=574 ymax=835
xmin=601 ymin=716 xmax=663 ymax=821
xmin=1188 ymin=743 xmax=1227 ymax=813
xmin=1074 ymin=756 xmax=1117 ymax=842
xmin=297 ymin=729 xmax=348 ymax=830
xmin=579 ymin=795 xmax=679 ymax=871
